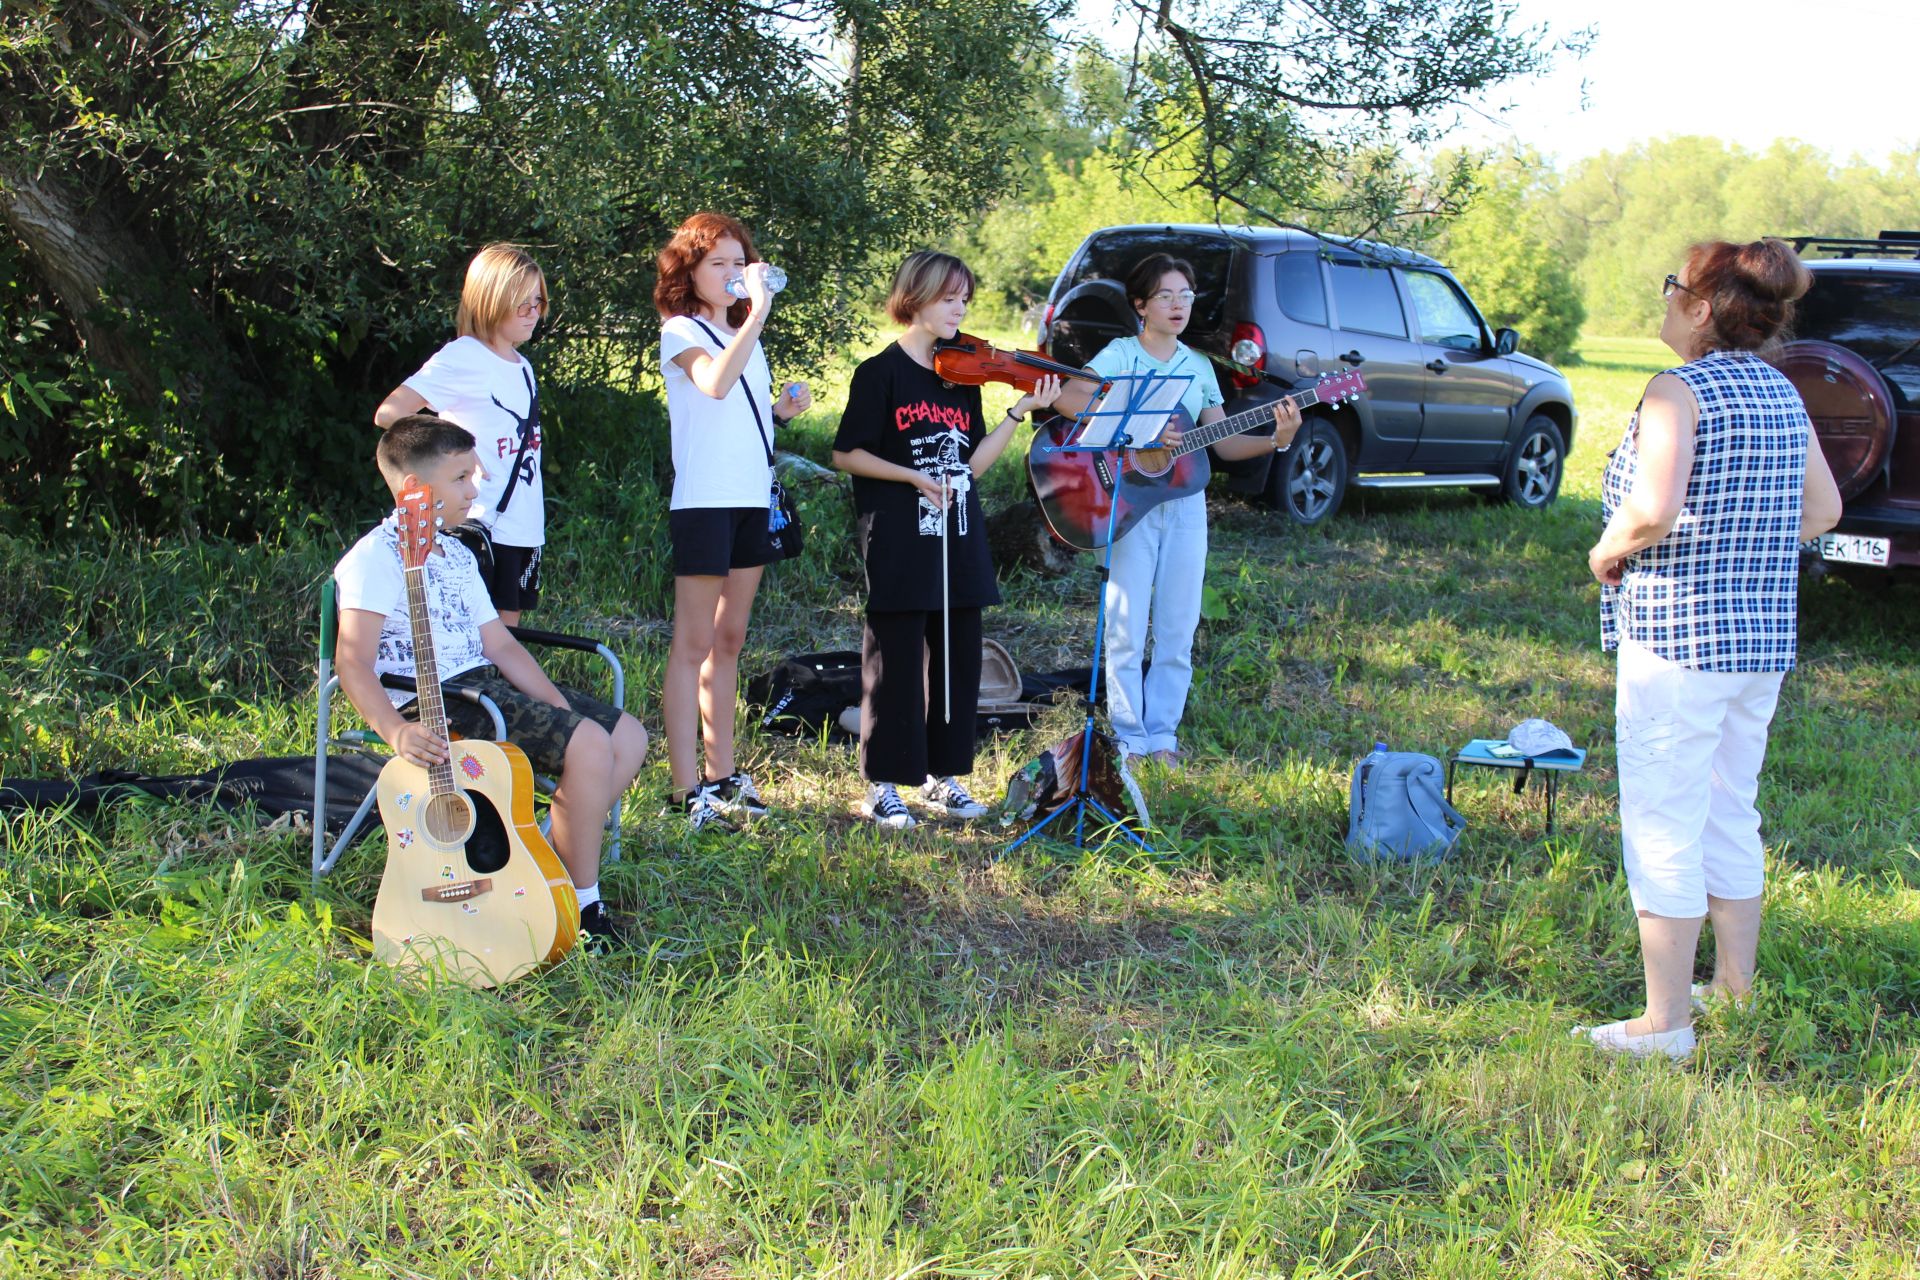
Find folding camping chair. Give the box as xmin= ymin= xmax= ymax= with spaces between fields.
xmin=311 ymin=579 xmax=626 ymax=880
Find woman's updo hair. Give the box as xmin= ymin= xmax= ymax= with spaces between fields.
xmin=1683 ymin=236 xmax=1813 ymax=355
xmin=1124 ymin=253 xmax=1197 ymax=311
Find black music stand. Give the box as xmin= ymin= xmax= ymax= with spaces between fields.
xmin=999 ymin=368 xmax=1193 ymax=857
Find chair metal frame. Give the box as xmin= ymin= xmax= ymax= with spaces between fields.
xmin=312 ymin=579 xmax=626 ymax=880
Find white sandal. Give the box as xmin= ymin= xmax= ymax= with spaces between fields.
xmin=1572 ymin=1019 xmax=1696 ymax=1061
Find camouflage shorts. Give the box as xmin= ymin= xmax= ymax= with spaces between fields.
xmin=405 ymin=666 xmax=625 ymax=777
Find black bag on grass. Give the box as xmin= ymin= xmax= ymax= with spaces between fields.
xmin=1 ymin=754 xmax=386 ymax=837
xmin=746 ymin=651 xmax=864 ymax=740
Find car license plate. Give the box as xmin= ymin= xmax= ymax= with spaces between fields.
xmin=1804 ymin=533 xmax=1890 ymax=566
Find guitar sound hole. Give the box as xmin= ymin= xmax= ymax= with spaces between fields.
xmin=462 ymin=788 xmax=512 ymax=874
xmin=1132 ymin=448 xmax=1173 ymax=478
xmin=424 ymin=793 xmax=475 ymax=845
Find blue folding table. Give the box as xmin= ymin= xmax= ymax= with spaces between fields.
xmin=1446 ymin=739 xmax=1588 ymax=836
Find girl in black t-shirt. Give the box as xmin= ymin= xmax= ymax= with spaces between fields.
xmin=831 ymin=251 xmax=1062 ymax=829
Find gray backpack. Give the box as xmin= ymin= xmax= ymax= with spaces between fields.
xmin=1346 ymin=747 xmax=1466 ymax=862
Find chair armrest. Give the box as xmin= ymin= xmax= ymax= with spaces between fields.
xmin=377 ymin=674 xmax=505 ymax=737
xmin=508 ymin=625 xmax=610 ymax=655
xmin=378 ymin=673 xmax=489 ymax=708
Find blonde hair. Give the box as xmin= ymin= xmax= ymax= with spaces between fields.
xmin=885 ymin=250 xmax=975 ymax=325
xmin=455 ymin=243 xmax=548 ymax=342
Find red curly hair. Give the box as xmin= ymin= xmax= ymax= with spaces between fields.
xmin=653 ymin=211 xmax=759 ymax=328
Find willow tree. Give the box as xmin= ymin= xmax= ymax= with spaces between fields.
xmin=1 ymin=0 xmax=1571 ymax=532
xmin=0 ymin=0 xmax=1057 ymax=530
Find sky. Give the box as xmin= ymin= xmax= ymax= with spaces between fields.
xmin=1065 ymin=0 xmax=1915 ymax=167
xmin=1449 ymin=0 xmax=1916 ymax=164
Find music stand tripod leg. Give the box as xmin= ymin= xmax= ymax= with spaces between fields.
xmin=997 ymin=441 xmax=1152 ymax=858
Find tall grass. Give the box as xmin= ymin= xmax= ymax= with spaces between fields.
xmin=2 ymin=336 xmax=1916 ymax=1277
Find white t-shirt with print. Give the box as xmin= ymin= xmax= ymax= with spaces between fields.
xmin=336 ymin=518 xmax=499 ymax=709
xmin=403 ymin=336 xmax=545 ymax=547
xmin=659 ymin=314 xmax=776 ymax=510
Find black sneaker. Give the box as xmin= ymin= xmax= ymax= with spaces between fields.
xmin=920 ymin=774 xmax=988 ymax=819
xmin=862 ymin=781 xmax=917 ymax=830
xmin=713 ymin=771 xmax=770 ymax=821
xmin=577 ymin=901 xmax=634 ymax=948
xmin=680 ymin=782 xmax=737 ymax=834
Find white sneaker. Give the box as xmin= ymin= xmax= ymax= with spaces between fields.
xmin=862 ymin=782 xmax=917 ymax=830
xmin=1572 ymin=1019 xmax=1696 ymax=1062
xmin=920 ymin=775 xmax=988 ymax=819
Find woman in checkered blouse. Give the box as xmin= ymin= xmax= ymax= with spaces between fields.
xmin=1581 ymin=237 xmax=1843 ymax=1062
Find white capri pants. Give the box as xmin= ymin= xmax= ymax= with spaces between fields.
xmin=1615 ymin=638 xmax=1786 ymax=918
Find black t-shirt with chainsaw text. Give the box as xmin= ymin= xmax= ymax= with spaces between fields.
xmin=833 ymin=342 xmax=1001 ymax=612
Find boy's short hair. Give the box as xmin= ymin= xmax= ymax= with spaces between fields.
xmin=885 ymin=251 xmax=975 ymax=325
xmin=456 ymin=242 xmax=548 ymax=343
xmin=377 ymin=414 xmax=477 ymax=481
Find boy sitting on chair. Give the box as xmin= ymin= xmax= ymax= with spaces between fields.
xmin=334 ymin=415 xmax=647 ymax=941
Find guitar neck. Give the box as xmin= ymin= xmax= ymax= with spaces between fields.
xmin=402 ymin=562 xmax=455 ymax=797
xmin=1172 ymin=383 xmax=1328 ymax=457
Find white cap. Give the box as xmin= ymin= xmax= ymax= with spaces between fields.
xmin=1507 ymin=718 xmax=1574 ymax=757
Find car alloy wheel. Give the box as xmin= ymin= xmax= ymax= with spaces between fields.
xmin=1273 ymin=419 xmax=1347 ymax=525
xmin=1501 ymin=414 xmax=1565 ymax=508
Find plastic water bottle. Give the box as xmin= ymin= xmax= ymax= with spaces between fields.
xmin=725 ymin=265 xmax=787 ymax=300
xmin=1363 ymin=740 xmax=1389 ymax=784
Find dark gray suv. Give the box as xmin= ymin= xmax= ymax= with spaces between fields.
xmin=1038 ymin=224 xmax=1580 ymax=523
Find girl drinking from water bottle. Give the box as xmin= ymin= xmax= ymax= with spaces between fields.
xmin=655 ymin=211 xmax=812 ymax=832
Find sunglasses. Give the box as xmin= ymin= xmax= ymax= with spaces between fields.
xmin=1661 ymin=274 xmax=1702 ymax=301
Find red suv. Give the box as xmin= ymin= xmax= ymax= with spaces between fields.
xmin=1776 ymin=232 xmax=1920 ymax=578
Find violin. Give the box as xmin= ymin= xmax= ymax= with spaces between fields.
xmin=932 ymin=332 xmax=1105 ymax=392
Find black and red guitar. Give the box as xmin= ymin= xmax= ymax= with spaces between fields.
xmin=1027 ymin=369 xmax=1367 ymax=551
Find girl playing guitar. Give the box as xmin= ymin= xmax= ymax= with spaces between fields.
xmin=1049 ymin=253 xmax=1302 ymax=768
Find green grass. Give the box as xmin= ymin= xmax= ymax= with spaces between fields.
xmin=3 ymin=335 xmax=1918 ymax=1277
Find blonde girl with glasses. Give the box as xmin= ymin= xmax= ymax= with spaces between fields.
xmin=375 ymin=242 xmax=553 ymax=626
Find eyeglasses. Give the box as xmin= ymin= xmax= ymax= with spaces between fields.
xmin=1149 ymin=288 xmax=1197 ymax=305
xmin=515 ymin=296 xmax=547 ymax=318
xmin=1661 ymin=274 xmax=1700 ymax=301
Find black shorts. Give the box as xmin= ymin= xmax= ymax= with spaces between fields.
xmin=405 ymin=667 xmax=624 ymax=777
xmin=669 ymin=506 xmax=779 ymax=577
xmin=483 ymin=542 xmax=542 ymax=613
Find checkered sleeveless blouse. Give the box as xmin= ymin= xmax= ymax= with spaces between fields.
xmin=1600 ymin=349 xmax=1809 ymax=672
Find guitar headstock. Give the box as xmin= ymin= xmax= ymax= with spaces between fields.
xmin=395 ymin=485 xmax=440 ymax=572
xmin=1313 ymin=370 xmax=1368 ymax=405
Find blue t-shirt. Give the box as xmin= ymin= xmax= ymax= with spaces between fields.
xmin=1085 ymin=336 xmax=1224 ymax=428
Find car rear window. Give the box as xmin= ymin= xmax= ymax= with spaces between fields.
xmin=1328 ymin=259 xmax=1407 ymax=338
xmin=1274 ymin=251 xmax=1328 ymax=326
xmin=1795 ymin=272 xmax=1920 ymax=402
xmin=1067 ymin=229 xmax=1235 ymax=334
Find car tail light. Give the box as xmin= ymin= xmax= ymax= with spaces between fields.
xmin=1228 ymin=322 xmax=1266 ymax=389
xmin=1040 ymin=301 xmax=1057 ymax=347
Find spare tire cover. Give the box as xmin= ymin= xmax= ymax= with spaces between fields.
xmin=1045 ymin=279 xmax=1137 ymax=369
xmin=1769 ymin=339 xmax=1897 ymax=500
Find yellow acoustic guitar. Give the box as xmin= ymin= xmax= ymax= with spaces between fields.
xmin=369 ymin=485 xmax=578 ymax=988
